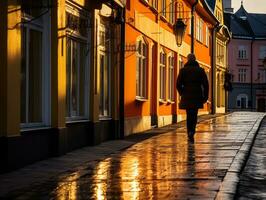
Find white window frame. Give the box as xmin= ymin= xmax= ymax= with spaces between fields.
xmin=20 ymin=5 xmax=51 ymax=129
xmin=238 ymin=68 xmax=247 ymax=83
xmin=159 ymin=48 xmax=167 ymax=101
xmin=65 ymin=5 xmax=90 ymax=121
xmin=238 ymin=45 xmax=247 ymax=59
xmin=136 ymin=37 xmax=148 ymax=100
xmin=168 ymin=53 xmax=175 ymax=102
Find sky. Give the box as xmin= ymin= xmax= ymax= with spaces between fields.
xmin=232 ymin=0 xmax=266 ymax=13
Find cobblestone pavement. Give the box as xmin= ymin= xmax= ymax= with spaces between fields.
xmin=0 ymin=112 xmax=265 ymax=200
xmin=235 ymin=117 xmax=266 ymax=200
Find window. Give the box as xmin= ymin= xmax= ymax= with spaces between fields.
xmin=161 ymin=0 xmax=166 ymax=18
xmin=236 ymin=94 xmax=248 ymax=108
xmin=238 ymin=68 xmax=247 ymax=83
xmin=136 ymin=38 xmax=148 ymax=99
xmin=169 ymin=0 xmax=175 ymax=24
xmin=168 ymin=54 xmax=175 ymax=101
xmin=98 ymin=22 xmax=111 ymax=117
xmin=217 ymin=43 xmax=224 ymax=64
xmin=205 ymin=26 xmax=209 ymax=46
xmin=66 ymin=9 xmax=89 ymax=119
xmin=66 ymin=38 xmax=88 ymax=118
xmin=21 ymin=0 xmax=50 ymax=127
xmin=199 ymin=19 xmax=203 ymax=42
xmin=160 ymin=49 xmax=167 ymax=101
xmin=152 ymin=0 xmax=158 ymax=10
xmin=196 ymin=17 xmax=199 ymax=40
xmin=259 ymin=46 xmax=266 ymax=59
xmin=238 ymin=46 xmax=247 ymax=59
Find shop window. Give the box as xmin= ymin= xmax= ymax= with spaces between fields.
xmin=136 ymin=37 xmax=148 ymax=99
xmin=160 ymin=49 xmax=166 ymax=101
xmin=66 ymin=7 xmax=90 ymax=120
xmin=20 ymin=0 xmax=50 ymax=127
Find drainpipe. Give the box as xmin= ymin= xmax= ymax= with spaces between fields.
xmin=211 ymin=24 xmax=220 ymax=114
xmin=191 ymin=0 xmax=198 ymax=54
xmin=119 ymin=7 xmax=125 ymax=139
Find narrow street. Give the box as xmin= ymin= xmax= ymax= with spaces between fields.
xmin=235 ymin=117 xmax=266 ymax=199
xmin=0 ymin=112 xmax=264 ymax=199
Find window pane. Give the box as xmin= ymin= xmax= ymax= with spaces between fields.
xmin=28 ymin=29 xmax=42 ymax=123
xmin=71 ymin=41 xmax=78 ymax=116
xmin=79 ymin=43 xmax=86 ymax=116
xmin=21 ymin=28 xmax=27 ymax=123
xmin=66 ymin=40 xmax=71 ymax=117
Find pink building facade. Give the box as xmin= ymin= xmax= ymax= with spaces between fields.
xmin=225 ymin=5 xmax=266 ymax=111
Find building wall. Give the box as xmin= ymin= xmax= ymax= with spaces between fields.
xmin=228 ymin=39 xmax=266 ymax=111
xmin=0 ymin=0 xmax=124 ymax=172
xmin=124 ymin=0 xmax=216 ymax=135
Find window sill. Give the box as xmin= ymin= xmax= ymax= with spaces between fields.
xmin=159 ymin=99 xmax=167 ymax=104
xmin=66 ymin=118 xmax=90 ymax=124
xmin=99 ymin=116 xmax=112 ymax=121
xmin=160 ymin=15 xmax=168 ymax=23
xmin=21 ymin=125 xmax=51 ymax=132
xmin=136 ymin=97 xmax=148 ymax=102
xmin=150 ymin=6 xmax=158 ymax=14
xmin=167 ymin=100 xmax=175 ymax=104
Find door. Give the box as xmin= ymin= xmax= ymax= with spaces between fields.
xmin=257 ymin=98 xmax=266 ymax=112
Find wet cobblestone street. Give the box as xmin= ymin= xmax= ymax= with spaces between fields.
xmin=236 ymin=117 xmax=266 ymax=200
xmin=0 ymin=112 xmax=265 ymax=200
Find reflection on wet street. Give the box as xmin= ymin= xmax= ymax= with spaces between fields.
xmin=4 ymin=112 xmax=265 ymax=199
xmin=236 ymin=117 xmax=266 ymax=199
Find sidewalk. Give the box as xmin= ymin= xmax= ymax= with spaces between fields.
xmin=0 ymin=112 xmax=264 ymax=199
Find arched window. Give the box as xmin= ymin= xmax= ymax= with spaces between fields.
xmin=236 ymin=94 xmax=248 ymax=109
xmin=136 ymin=37 xmax=148 ymax=99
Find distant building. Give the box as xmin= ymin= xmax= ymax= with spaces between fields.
xmin=206 ymin=0 xmax=231 ymax=114
xmin=224 ymin=3 xmax=266 ymax=111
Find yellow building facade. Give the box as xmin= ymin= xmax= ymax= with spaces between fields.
xmin=210 ymin=0 xmax=231 ymax=113
xmin=0 ymin=0 xmax=125 ymax=172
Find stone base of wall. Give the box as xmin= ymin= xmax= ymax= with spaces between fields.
xmin=216 ymin=107 xmax=226 ymax=113
xmin=158 ymin=115 xmax=173 ymax=127
xmin=124 ymin=116 xmax=151 ymax=136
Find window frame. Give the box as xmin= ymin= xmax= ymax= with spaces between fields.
xmin=159 ymin=48 xmax=167 ymax=102
xmin=168 ymin=53 xmax=175 ymax=102
xmin=65 ymin=5 xmax=90 ymax=121
xmin=136 ymin=37 xmax=148 ymax=100
xmin=238 ymin=68 xmax=247 ymax=83
xmin=20 ymin=4 xmax=51 ymax=129
xmin=238 ymin=45 xmax=247 ymax=59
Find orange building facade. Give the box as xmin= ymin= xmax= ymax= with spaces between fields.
xmin=124 ymin=0 xmax=218 ymax=135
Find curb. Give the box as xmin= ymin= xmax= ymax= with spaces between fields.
xmin=215 ymin=114 xmax=266 ymax=200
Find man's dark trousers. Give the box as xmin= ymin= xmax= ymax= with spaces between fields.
xmin=186 ymin=108 xmax=198 ymax=134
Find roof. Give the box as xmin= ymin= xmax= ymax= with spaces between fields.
xmin=224 ymin=5 xmax=266 ymax=39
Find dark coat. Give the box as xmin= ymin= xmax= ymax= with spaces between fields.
xmin=176 ymin=60 xmax=209 ymax=109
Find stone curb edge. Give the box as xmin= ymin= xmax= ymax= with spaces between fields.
xmin=215 ymin=114 xmax=266 ymax=200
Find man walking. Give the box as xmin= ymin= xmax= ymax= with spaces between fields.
xmin=176 ymin=54 xmax=209 ymax=142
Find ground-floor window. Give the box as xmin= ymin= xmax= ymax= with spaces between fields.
xmin=236 ymin=94 xmax=248 ymax=108
xmin=66 ymin=38 xmax=88 ymax=119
